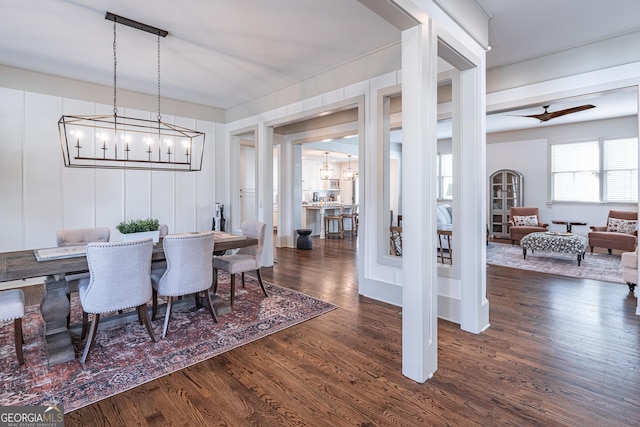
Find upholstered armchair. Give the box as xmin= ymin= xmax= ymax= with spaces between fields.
xmin=79 ymin=238 xmax=156 ymax=363
xmin=213 ymin=221 xmax=268 ymax=305
xmin=588 ymin=210 xmax=637 ymax=254
xmin=508 ymin=207 xmax=549 ymax=245
xmin=151 ymin=231 xmax=218 ymax=338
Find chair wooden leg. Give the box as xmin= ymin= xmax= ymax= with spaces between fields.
xmin=195 ymin=292 xmax=202 ymax=309
xmin=81 ymin=311 xmax=89 ymax=340
xmin=203 ymin=289 xmax=219 ymax=323
xmin=256 ymin=269 xmax=268 ymax=297
xmin=14 ymin=318 xmax=24 ymax=365
xmin=230 ymin=274 xmax=236 ymax=305
xmin=139 ymin=304 xmax=157 ymax=342
xmin=161 ymin=297 xmax=173 ymax=338
xmin=66 ymin=293 xmax=72 ymax=328
xmin=152 ymin=288 xmax=158 ymax=320
xmin=241 ymin=272 xmax=246 ymax=288
xmin=80 ymin=313 xmax=100 ymax=364
xmin=212 ymin=268 xmax=218 ymax=294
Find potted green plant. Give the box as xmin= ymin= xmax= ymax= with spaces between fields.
xmin=116 ymin=218 xmax=160 ymax=243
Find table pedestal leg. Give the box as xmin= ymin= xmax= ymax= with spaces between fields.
xmin=40 ymin=275 xmax=75 ymax=365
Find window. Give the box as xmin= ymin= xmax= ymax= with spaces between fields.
xmin=437 ymin=153 xmax=452 ymax=200
xmin=551 ymin=138 xmax=638 ymax=203
xmin=604 ymin=138 xmax=638 ymax=202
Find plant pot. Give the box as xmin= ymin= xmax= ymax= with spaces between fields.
xmin=121 ymin=230 xmax=160 ymax=244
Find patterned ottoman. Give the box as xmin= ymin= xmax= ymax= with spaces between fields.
xmin=520 ymin=232 xmax=588 ymax=266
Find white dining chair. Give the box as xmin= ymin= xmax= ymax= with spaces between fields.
xmin=56 ymin=227 xmax=111 ymax=326
xmin=0 ymin=289 xmax=25 ymax=365
xmin=151 ymin=231 xmax=218 ymax=338
xmin=56 ymin=227 xmax=111 ymax=294
xmin=213 ymin=221 xmax=268 ymax=305
xmin=79 ymin=238 xmax=156 ymax=363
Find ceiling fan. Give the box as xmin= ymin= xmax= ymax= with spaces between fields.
xmin=513 ymin=104 xmax=596 ymax=122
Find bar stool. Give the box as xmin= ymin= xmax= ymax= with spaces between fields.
xmin=0 ymin=289 xmax=25 ymax=365
xmin=341 ymin=204 xmax=359 ymax=236
xmin=324 ymin=206 xmax=344 ymax=239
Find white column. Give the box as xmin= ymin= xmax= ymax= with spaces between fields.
xmin=456 ymin=66 xmax=490 ymax=333
xmin=401 ymin=22 xmax=439 ymax=382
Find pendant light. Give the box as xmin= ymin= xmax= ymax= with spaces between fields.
xmin=58 ymin=12 xmax=205 ymax=171
xmin=343 ymin=154 xmax=357 ymax=181
xmin=319 ymin=152 xmax=333 ymax=180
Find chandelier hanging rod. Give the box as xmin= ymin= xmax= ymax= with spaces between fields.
xmin=105 ymin=12 xmax=168 ymax=37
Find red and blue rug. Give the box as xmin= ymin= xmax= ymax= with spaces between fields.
xmin=0 ymin=274 xmax=337 ymax=413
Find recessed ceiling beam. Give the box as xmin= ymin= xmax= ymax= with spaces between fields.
xmin=105 ymin=12 xmax=168 ymax=37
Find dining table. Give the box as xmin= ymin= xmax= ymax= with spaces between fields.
xmin=0 ymin=231 xmax=258 ymax=365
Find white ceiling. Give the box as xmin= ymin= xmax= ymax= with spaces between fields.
xmin=0 ymin=0 xmax=400 ymax=109
xmin=2 ymin=0 xmax=640 ymax=136
xmin=478 ymin=0 xmax=640 ymax=69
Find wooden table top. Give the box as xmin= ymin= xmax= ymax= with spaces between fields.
xmin=0 ymin=235 xmax=258 ymax=283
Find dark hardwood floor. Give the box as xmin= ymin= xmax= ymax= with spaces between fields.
xmin=62 ymin=236 xmax=639 ymax=426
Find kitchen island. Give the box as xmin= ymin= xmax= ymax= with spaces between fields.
xmin=302 ymin=203 xmax=349 ymax=239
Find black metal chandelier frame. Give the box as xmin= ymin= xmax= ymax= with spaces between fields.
xmin=58 ymin=12 xmax=205 ymax=171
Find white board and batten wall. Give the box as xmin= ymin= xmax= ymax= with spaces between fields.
xmin=0 ymin=87 xmax=218 ymax=258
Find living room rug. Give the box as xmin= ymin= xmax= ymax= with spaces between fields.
xmin=0 ymin=274 xmax=337 ymax=413
xmin=486 ymin=241 xmax=625 ymax=284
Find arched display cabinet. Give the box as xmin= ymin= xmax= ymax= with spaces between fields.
xmin=489 ymin=169 xmax=523 ymax=239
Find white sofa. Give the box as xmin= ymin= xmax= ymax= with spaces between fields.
xmin=437 ymin=204 xmax=452 ymax=250
xmin=622 ymin=248 xmax=638 ymax=293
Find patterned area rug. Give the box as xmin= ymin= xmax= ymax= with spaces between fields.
xmin=0 ymin=274 xmax=337 ymax=413
xmin=486 ymin=241 xmax=625 ymax=284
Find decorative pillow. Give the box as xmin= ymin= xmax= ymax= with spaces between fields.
xmin=607 ymin=217 xmax=638 ymax=235
xmin=513 ymin=215 xmax=538 ymax=226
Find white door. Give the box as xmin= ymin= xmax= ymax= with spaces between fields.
xmin=240 ymin=145 xmax=256 ymax=224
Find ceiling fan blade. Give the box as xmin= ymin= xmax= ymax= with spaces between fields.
xmin=546 ymin=104 xmax=596 ymax=120
xmin=511 ymin=104 xmax=596 ymax=122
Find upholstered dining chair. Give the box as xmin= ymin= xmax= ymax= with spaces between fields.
xmin=158 ymin=224 xmax=169 ymax=238
xmin=151 ymin=231 xmax=218 ymax=338
xmin=56 ymin=227 xmax=111 ymax=294
xmin=79 ymin=238 xmax=156 ymax=363
xmin=56 ymin=227 xmax=110 ymax=325
xmin=508 ymin=207 xmax=548 ymax=245
xmin=213 ymin=221 xmax=268 ymax=305
xmin=0 ymin=289 xmax=25 ymax=365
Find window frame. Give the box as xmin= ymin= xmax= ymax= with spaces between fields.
xmin=437 ymin=152 xmax=453 ymax=201
xmin=549 ymin=137 xmax=638 ymax=204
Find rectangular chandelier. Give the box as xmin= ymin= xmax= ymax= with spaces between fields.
xmin=58 ymin=12 xmax=205 ymax=172
xmin=58 ymin=114 xmax=205 ymax=171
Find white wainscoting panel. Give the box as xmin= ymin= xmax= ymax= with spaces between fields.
xmin=0 ymin=88 xmax=25 ymax=251
xmin=24 ymin=92 xmax=62 ymax=249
